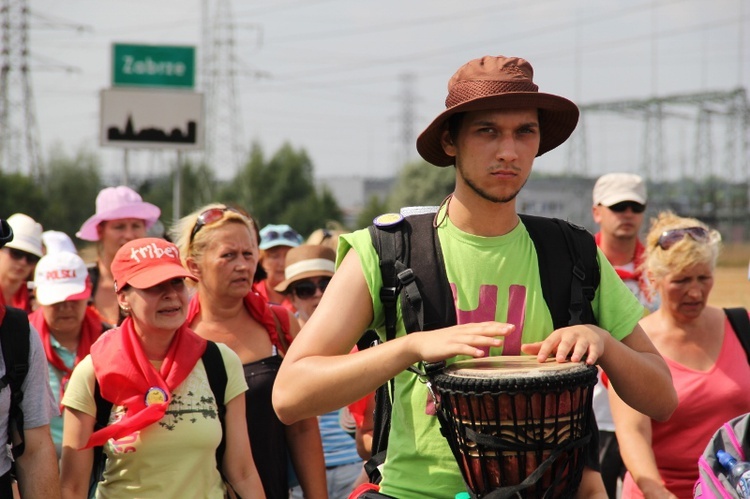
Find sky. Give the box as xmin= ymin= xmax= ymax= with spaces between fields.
xmin=22 ymin=0 xmax=750 ymax=184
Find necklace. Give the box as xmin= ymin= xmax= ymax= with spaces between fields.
xmin=433 ymin=193 xmax=454 ymax=228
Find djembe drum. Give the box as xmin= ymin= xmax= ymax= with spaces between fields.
xmin=430 ymin=356 xmax=597 ymax=499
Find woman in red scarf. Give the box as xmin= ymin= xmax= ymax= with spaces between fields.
xmin=29 ymin=250 xmax=106 ymax=457
xmin=172 ymin=204 xmax=327 ymax=499
xmin=59 ymin=237 xmax=265 ymax=498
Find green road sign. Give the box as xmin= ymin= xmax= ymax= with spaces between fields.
xmin=112 ymin=44 xmax=195 ymax=88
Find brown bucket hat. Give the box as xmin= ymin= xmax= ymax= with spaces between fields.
xmin=416 ymin=55 xmax=580 ymax=167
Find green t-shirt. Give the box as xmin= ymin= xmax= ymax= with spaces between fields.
xmin=63 ymin=342 xmax=247 ymax=499
xmin=338 ymin=214 xmax=643 ymax=499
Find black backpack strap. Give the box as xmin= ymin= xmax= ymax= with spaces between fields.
xmin=0 ymin=306 xmax=30 ymax=459
xmin=202 ymin=341 xmax=227 ymax=467
xmin=725 ymin=308 xmax=750 ymax=364
xmin=520 ymin=215 xmax=599 ymax=328
xmin=403 ymin=213 xmax=456 ymax=332
xmin=89 ymin=380 xmax=113 ymax=498
xmin=368 ymin=223 xmax=402 ymax=342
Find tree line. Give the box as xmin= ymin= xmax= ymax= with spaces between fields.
xmin=0 ymin=141 xmax=457 ymax=248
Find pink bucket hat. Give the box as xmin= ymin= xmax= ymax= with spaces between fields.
xmin=76 ymin=186 xmax=161 ymax=241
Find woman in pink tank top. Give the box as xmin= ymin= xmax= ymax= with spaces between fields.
xmin=609 ymin=211 xmax=750 ymax=498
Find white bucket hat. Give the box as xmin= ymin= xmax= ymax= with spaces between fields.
xmin=5 ymin=213 xmax=43 ymax=258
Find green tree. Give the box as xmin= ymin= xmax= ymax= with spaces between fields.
xmin=0 ymin=172 xmax=45 ymax=221
xmin=39 ymin=145 xmax=102 ymax=239
xmin=387 ymin=159 xmax=454 ymax=210
xmin=137 ymin=160 xmax=219 ymax=228
xmin=222 ymin=142 xmax=344 ymax=236
xmin=355 ymin=194 xmax=389 ymax=230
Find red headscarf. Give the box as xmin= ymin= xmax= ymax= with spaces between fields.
xmin=186 ymin=291 xmax=292 ymax=354
xmin=84 ymin=317 xmax=206 ymax=448
xmin=30 ymin=305 xmax=104 ymax=402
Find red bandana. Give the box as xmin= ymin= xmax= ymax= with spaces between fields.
xmin=595 ymin=232 xmax=651 ymax=301
xmin=85 ymin=317 xmax=206 ymax=448
xmin=30 ymin=306 xmax=104 ymax=403
xmin=186 ymin=291 xmax=292 ymax=354
xmin=0 ymin=285 xmax=31 ymax=313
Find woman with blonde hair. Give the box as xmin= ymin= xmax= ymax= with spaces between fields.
xmin=173 ymin=204 xmax=326 ymax=499
xmin=610 ymin=211 xmax=750 ymax=498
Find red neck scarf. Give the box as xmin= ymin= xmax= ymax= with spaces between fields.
xmin=30 ymin=305 xmax=103 ymax=402
xmin=595 ymin=232 xmax=651 ymax=301
xmin=186 ymin=291 xmax=292 ymax=354
xmin=85 ymin=317 xmax=206 ymax=448
xmin=252 ymin=280 xmax=297 ymax=314
xmin=0 ymin=284 xmax=31 ymax=313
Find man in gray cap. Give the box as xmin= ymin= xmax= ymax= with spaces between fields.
xmin=591 ymin=172 xmax=657 ymax=499
xmin=274 ymin=55 xmax=676 ymax=499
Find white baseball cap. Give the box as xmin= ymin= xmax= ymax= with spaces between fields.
xmin=34 ymin=251 xmax=91 ymax=306
xmin=5 ymin=213 xmax=43 ymax=257
xmin=593 ymin=173 xmax=647 ymax=207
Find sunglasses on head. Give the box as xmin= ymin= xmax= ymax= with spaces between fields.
xmin=190 ymin=206 xmax=243 ymax=245
xmin=292 ymin=277 xmax=331 ymax=299
xmin=607 ymin=201 xmax=646 ymax=214
xmin=263 ymin=230 xmax=302 ymax=244
xmin=657 ymin=226 xmax=710 ymax=250
xmin=5 ymin=247 xmax=40 ymax=264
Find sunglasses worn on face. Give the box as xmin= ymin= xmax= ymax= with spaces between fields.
xmin=264 ymin=230 xmax=302 ymax=244
xmin=293 ymin=277 xmax=331 ymax=299
xmin=657 ymin=227 xmax=710 ymax=250
xmin=5 ymin=248 xmax=40 ymax=264
xmin=608 ymin=201 xmax=646 ymax=214
xmin=190 ymin=207 xmax=242 ymax=244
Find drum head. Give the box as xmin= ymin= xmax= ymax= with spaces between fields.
xmin=443 ymin=356 xmax=590 ymax=379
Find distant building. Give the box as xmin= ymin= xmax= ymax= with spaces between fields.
xmin=519 ymin=176 xmax=597 ymax=230
xmin=316 ymin=176 xmax=395 ymax=226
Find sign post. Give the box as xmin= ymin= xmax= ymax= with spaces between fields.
xmin=103 ymin=43 xmax=201 ymax=218
xmin=112 ymin=44 xmax=195 ymax=88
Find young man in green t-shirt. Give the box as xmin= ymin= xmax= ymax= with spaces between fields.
xmin=273 ymin=55 xmax=677 ymax=499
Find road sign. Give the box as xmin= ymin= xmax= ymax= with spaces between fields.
xmin=112 ymin=43 xmax=195 ymax=88
xmin=100 ymin=88 xmax=204 ymax=150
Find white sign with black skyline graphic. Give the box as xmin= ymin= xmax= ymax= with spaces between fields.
xmin=99 ymin=88 xmax=204 ymax=150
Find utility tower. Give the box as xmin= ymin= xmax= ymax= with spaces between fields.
xmin=398 ymin=72 xmax=416 ymax=167
xmin=202 ymin=0 xmax=244 ymax=177
xmin=0 ymin=0 xmax=42 ymax=177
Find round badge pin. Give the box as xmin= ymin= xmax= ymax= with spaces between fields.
xmin=144 ymin=387 xmax=168 ymax=406
xmin=373 ymin=213 xmax=404 ymax=228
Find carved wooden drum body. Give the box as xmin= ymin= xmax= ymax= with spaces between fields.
xmin=431 ymin=356 xmax=597 ymax=498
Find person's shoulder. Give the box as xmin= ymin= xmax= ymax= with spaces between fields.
xmin=213 ymin=341 xmax=242 ymax=366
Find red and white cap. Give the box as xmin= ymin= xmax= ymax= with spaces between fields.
xmin=34 ymin=251 xmax=91 ymax=306
xmin=111 ymin=238 xmax=195 ymax=291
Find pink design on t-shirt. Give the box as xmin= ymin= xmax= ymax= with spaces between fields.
xmin=452 ymin=283 xmax=497 ymax=356
xmin=450 ymin=283 xmax=527 ymax=355
xmin=503 ymin=285 xmax=527 ymax=355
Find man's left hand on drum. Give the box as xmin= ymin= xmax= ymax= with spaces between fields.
xmin=521 ymin=324 xmax=609 ymax=364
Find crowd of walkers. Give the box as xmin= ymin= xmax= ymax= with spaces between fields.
xmin=1 ymin=52 xmax=749 ymax=499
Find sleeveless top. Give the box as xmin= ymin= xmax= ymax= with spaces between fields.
xmin=243 ymin=354 xmax=289 ymax=499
